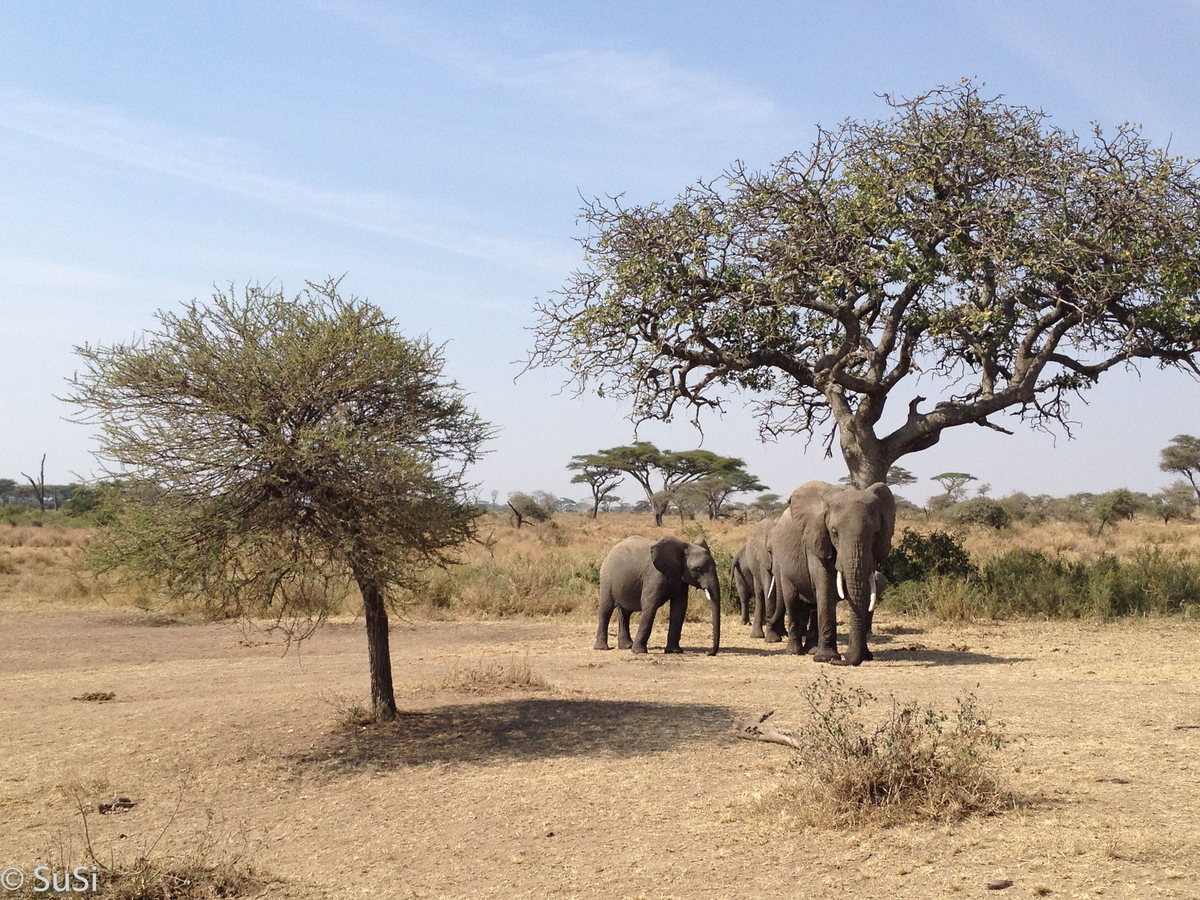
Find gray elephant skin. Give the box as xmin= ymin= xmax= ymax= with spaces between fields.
xmin=765 ymin=481 xmax=895 ymax=665
xmin=595 ymin=535 xmax=721 ymax=655
xmin=731 ymin=517 xmax=776 ymax=638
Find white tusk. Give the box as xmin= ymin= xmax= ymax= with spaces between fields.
xmin=869 ymin=570 xmax=880 ymax=613
xmin=869 ymin=587 xmax=877 ymax=613
xmin=766 ymin=574 xmax=775 ymax=599
xmin=705 ymin=589 xmax=713 ymax=602
xmin=836 ymin=570 xmax=846 ymax=601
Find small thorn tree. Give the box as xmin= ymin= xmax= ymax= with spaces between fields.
xmin=1160 ymin=435 xmax=1200 ymax=504
xmin=67 ymin=280 xmax=491 ymax=721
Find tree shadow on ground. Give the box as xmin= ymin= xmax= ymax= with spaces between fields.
xmin=298 ymin=698 xmax=735 ymax=772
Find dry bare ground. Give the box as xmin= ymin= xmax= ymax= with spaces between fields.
xmin=3 ymin=519 xmax=1200 ymax=898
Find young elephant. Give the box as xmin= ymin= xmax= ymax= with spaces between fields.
xmin=594 ymin=535 xmax=721 ymax=655
xmin=733 ymin=517 xmax=776 ymax=638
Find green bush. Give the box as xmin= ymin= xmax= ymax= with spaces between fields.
xmin=942 ymin=498 xmax=1012 ymax=530
xmin=881 ymin=529 xmax=976 ymax=585
xmin=887 ymin=546 xmax=1200 ymax=620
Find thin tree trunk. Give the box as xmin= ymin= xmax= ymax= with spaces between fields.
xmin=356 ymin=573 xmax=398 ymax=721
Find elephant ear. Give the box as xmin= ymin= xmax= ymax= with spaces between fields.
xmin=868 ymin=482 xmax=897 ymax=561
xmin=649 ymin=536 xmax=686 ymax=579
xmin=789 ymin=482 xmax=834 ymax=560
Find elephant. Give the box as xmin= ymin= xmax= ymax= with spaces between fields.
xmin=594 ymin=535 xmax=721 ymax=655
xmin=764 ymin=481 xmax=895 ymax=665
xmin=731 ymin=517 xmax=776 ymax=638
xmin=731 ymin=545 xmax=753 ymax=626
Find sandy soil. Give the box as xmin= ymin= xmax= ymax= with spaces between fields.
xmin=2 ymin=608 xmax=1200 ymax=899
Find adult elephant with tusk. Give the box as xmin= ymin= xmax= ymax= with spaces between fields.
xmin=765 ymin=481 xmax=895 ymax=664
xmin=594 ymin=535 xmax=721 ymax=655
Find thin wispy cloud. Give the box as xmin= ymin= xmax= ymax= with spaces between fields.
xmin=0 ymin=88 xmax=573 ymax=275
xmin=309 ymin=0 xmax=781 ymax=136
xmin=976 ymin=2 xmax=1200 ymax=148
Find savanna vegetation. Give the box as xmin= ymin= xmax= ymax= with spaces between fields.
xmin=6 ymin=500 xmax=1200 ymax=625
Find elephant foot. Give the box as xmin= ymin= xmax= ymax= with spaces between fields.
xmin=785 ymin=639 xmax=804 ymax=655
xmin=631 ymin=643 xmax=648 ymax=655
xmin=750 ymin=627 xmax=764 ymax=639
xmin=830 ymin=656 xmax=863 ymax=667
xmin=740 ymin=616 xmax=750 ymax=626
xmin=617 ymin=638 xmax=633 ymax=650
xmin=593 ymin=642 xmax=612 ymax=651
xmin=861 ymin=647 xmax=874 ymax=662
xmin=813 ymin=647 xmax=842 ymax=664
xmin=663 ymin=645 xmax=684 ymax=654
xmin=763 ymin=630 xmax=782 ymax=644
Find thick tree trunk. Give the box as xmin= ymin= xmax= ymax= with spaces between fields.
xmin=356 ymin=572 xmax=398 ymax=721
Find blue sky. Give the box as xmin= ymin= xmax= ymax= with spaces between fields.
xmin=3 ymin=1 xmax=1199 ymax=504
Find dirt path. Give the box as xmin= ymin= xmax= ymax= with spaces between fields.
xmin=2 ymin=609 xmax=1199 ymax=898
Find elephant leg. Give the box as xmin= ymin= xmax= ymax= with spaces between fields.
xmin=750 ymin=585 xmax=766 ymax=639
xmin=802 ymin=602 xmax=819 ymax=654
xmin=783 ymin=588 xmax=806 ymax=655
xmin=631 ymin=598 xmax=661 ymax=654
xmin=616 ymin=607 xmax=634 ymax=650
xmin=663 ymin=590 xmax=687 ymax=653
xmin=812 ymin=564 xmax=841 ymax=663
xmin=861 ymin=608 xmax=874 ymax=661
xmin=594 ymin=589 xmax=616 ymax=650
xmin=764 ymin=583 xmax=785 ymax=643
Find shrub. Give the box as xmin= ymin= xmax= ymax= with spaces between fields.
xmin=880 ymin=529 xmax=975 ymax=585
xmin=1094 ymin=488 xmax=1143 ymax=533
xmin=763 ymin=676 xmax=1009 ymax=827
xmin=942 ymin=497 xmax=1012 ymax=530
xmin=888 ymin=546 xmax=1200 ymax=620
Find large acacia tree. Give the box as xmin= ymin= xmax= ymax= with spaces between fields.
xmin=529 ymin=82 xmax=1200 ymax=486
xmin=68 ymin=280 xmax=491 ymax=720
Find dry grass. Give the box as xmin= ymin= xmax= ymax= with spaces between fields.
xmin=752 ymin=675 xmax=1012 ymax=828
xmin=945 ymin=515 xmax=1200 ymax=563
xmin=9 ymin=777 xmax=278 ymax=900
xmin=8 ymin=511 xmax=1200 ymax=626
xmin=429 ymin=651 xmax=553 ymax=694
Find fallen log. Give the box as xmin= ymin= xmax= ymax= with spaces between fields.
xmin=734 ymin=710 xmax=804 ymax=751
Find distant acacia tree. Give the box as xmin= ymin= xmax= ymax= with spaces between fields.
xmin=840 ymin=465 xmax=917 ymax=488
xmin=529 ymin=81 xmax=1200 ymax=487
xmin=931 ymin=473 xmax=977 ymax=503
xmin=507 ymin=492 xmax=553 ymax=528
xmin=566 ymin=454 xmax=624 ymax=518
xmin=581 ymin=442 xmax=758 ymax=525
xmin=67 ymin=280 xmax=491 ymax=721
xmin=1094 ymin=488 xmax=1141 ymax=534
xmin=751 ymin=492 xmax=785 ymax=513
xmin=0 ymin=479 xmax=16 ymax=505
xmin=1160 ymin=435 xmax=1200 ymax=504
xmin=689 ymin=469 xmax=767 ymax=519
xmin=1149 ymin=481 xmax=1195 ymax=523
xmin=21 ymin=455 xmax=47 ymax=511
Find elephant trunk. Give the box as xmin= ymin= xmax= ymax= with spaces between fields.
xmin=840 ymin=553 xmax=873 ymax=666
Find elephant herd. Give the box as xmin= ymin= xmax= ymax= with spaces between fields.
xmin=594 ymin=480 xmax=896 ymax=666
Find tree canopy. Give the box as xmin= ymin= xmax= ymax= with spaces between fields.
xmin=581 ymin=442 xmax=761 ymax=524
xmin=67 ymin=280 xmax=491 ymax=720
xmin=566 ymin=454 xmax=625 ymax=518
xmin=1160 ymin=434 xmax=1200 ymax=503
xmin=529 ymin=81 xmax=1200 ymax=486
